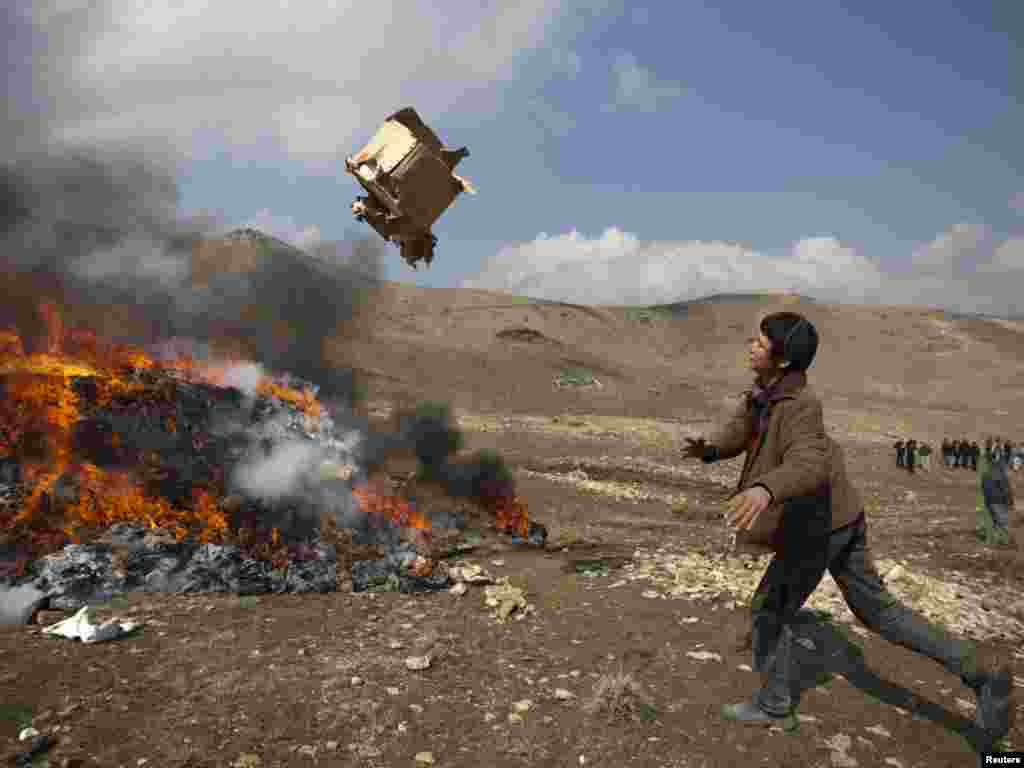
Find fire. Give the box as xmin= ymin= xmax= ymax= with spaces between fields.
xmin=38 ymin=301 xmax=62 ymax=356
xmin=493 ymin=494 xmax=531 ymax=539
xmin=351 ymin=478 xmax=531 ymax=541
xmin=160 ymin=349 xmax=322 ymax=419
xmin=0 ymin=300 xmax=325 ymax=562
xmin=256 ymin=380 xmax=322 ymax=418
xmin=352 ymin=481 xmax=431 ymax=531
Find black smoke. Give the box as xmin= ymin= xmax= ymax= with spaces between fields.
xmin=394 ymin=402 xmax=516 ymax=504
xmin=0 ymin=4 xmax=383 ymax=400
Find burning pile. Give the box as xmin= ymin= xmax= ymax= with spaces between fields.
xmin=0 ymin=303 xmax=351 ymax=605
xmin=0 ymin=308 xmax=544 ymax=611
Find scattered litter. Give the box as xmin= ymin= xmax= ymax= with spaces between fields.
xmin=449 ymin=582 xmax=468 ymax=597
xmin=738 ymin=664 xmax=753 ymax=672
xmin=491 ymin=559 xmax=505 ymax=567
xmin=554 ymin=688 xmax=575 ymax=701
xmin=824 ymin=733 xmax=857 ymax=767
xmin=623 ymin=548 xmax=1024 ymax=642
xmin=484 ymin=578 xmax=529 ymax=622
xmin=41 ymin=605 xmax=140 ymax=643
xmin=512 ymin=699 xmax=533 ymax=713
xmin=680 ymin=616 xmax=700 ymax=624
xmin=414 ymin=751 xmax=435 ymax=765
xmin=405 ymin=656 xmax=431 ymax=671
xmin=18 ymin=727 xmax=40 ymax=742
xmin=448 ymin=562 xmax=493 ymax=585
xmin=573 ymin=559 xmax=611 ymax=577
xmin=685 ymin=651 xmax=722 ymax=662
xmin=865 ymin=724 xmax=892 ymax=739
xmin=641 ymin=590 xmax=662 ymax=599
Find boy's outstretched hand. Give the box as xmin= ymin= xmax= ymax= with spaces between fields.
xmin=681 ymin=437 xmax=708 ymax=459
xmin=725 ymin=486 xmax=773 ymax=531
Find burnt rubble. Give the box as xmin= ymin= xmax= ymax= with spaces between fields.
xmin=350 ymin=542 xmax=450 ymax=593
xmin=1 ymin=368 xmax=548 ymax=615
xmin=17 ymin=522 xmax=337 ymax=611
xmin=0 ymin=364 xmax=356 ymax=611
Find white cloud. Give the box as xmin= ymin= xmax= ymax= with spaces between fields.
xmin=31 ymin=0 xmax=568 ymax=167
xmin=909 ymin=222 xmax=986 ymax=274
xmin=992 ymin=237 xmax=1024 ymax=271
xmin=607 ymin=50 xmax=685 ymax=112
xmin=461 ymin=223 xmax=1023 ymax=316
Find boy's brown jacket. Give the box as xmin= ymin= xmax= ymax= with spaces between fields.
xmin=708 ymin=370 xmax=863 ymax=549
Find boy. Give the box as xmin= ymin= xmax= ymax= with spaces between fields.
xmin=681 ymin=312 xmax=1013 ymax=737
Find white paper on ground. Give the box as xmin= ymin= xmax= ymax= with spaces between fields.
xmin=41 ymin=605 xmax=141 ymax=643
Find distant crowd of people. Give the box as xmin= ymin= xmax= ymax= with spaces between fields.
xmin=893 ymin=436 xmax=1016 ymax=545
xmin=893 ymin=437 xmax=1022 ymax=473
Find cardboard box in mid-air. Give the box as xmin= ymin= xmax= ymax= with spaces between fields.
xmin=345 ymin=107 xmax=475 ymax=269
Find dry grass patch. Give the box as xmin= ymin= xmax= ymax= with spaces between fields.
xmin=547 ymin=522 xmax=588 ymax=549
xmin=518 ymin=467 xmax=685 ymax=506
xmin=583 ymin=665 xmax=657 ymax=722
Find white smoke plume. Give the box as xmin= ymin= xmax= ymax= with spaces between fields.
xmin=232 ymin=440 xmax=324 ymax=504
xmin=221 ymin=363 xmax=266 ymax=398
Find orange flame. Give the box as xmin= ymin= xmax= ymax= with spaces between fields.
xmin=257 ymin=380 xmax=322 ymax=418
xmin=352 ymin=482 xmax=431 ymax=530
xmin=39 ymin=301 xmax=63 ymax=356
xmin=0 ymin=315 xmax=325 ymax=560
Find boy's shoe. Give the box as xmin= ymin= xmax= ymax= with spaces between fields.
xmin=721 ymin=699 xmax=798 ymax=731
xmin=975 ymin=666 xmax=1014 ymax=740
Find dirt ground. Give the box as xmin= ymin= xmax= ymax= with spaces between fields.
xmin=3 ymin=289 xmax=1024 ymax=767
xmin=2 ymin=413 xmax=1023 ymax=768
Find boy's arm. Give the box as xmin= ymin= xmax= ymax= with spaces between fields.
xmin=703 ymin=396 xmax=754 ymax=462
xmin=750 ymin=398 xmax=830 ymax=502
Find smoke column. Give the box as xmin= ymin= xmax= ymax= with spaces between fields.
xmin=1 ymin=3 xmax=383 ymax=398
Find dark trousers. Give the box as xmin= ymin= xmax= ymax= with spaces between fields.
xmin=751 ymin=511 xmax=980 ymax=715
xmin=896 ymin=450 xmax=904 ymax=467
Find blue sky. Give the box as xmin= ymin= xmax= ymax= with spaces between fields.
xmin=11 ymin=1 xmax=1024 ymax=314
